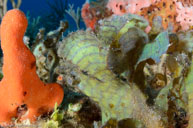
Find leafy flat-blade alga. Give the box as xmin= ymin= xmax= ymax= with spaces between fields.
xmin=58 ymin=30 xmax=165 ymax=128
xmin=57 ymin=13 xmax=192 ymax=127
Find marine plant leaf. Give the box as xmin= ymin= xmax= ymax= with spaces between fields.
xmin=58 ymin=31 xmax=133 ymax=123
xmin=96 ymin=14 xmax=149 ymax=45
xmin=185 ymin=59 xmax=193 ymax=127
xmin=137 ymin=31 xmax=170 ymax=65
xmin=58 ymin=31 xmax=164 ymax=127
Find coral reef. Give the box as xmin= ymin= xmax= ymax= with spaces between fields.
xmin=0 ymin=1 xmax=192 ymax=127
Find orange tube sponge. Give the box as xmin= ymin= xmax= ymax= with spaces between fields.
xmin=0 ymin=9 xmax=64 ymax=125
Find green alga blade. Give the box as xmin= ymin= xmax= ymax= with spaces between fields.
xmin=58 ymin=31 xmax=133 ymax=123
xmin=96 ymin=14 xmax=149 ymax=45
xmin=185 ymin=59 xmax=193 ymax=127
xmin=137 ymin=31 xmax=170 ymax=65
xmin=58 ymin=31 xmax=165 ymax=127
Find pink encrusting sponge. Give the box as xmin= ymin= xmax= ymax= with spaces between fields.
xmin=107 ymin=0 xmax=158 ymax=15
xmin=106 ymin=0 xmax=193 ymax=31
xmin=175 ymin=1 xmax=193 ymax=30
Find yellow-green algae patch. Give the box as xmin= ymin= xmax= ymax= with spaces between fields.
xmin=58 ymin=30 xmax=165 ymax=127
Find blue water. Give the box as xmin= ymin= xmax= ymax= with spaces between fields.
xmin=7 ymin=0 xmax=86 ymax=40
xmin=8 ymin=0 xmax=85 ymax=17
